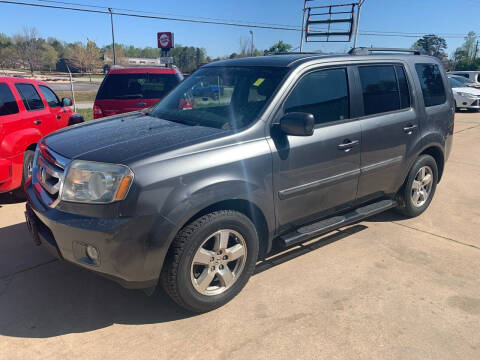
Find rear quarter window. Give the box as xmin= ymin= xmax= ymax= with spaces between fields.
xmin=0 ymin=83 xmax=19 ymax=116
xmin=96 ymin=73 xmax=181 ymax=100
xmin=414 ymin=64 xmax=446 ymax=107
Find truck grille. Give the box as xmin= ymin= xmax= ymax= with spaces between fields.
xmin=32 ymin=143 xmax=70 ymax=207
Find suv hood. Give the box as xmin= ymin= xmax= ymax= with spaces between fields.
xmin=44 ymin=112 xmax=229 ymax=164
xmin=452 ymin=86 xmax=480 ymax=95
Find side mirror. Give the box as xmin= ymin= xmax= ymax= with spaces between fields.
xmin=279 ymin=112 xmax=315 ymax=136
xmin=68 ymin=113 xmax=84 ymax=126
xmin=62 ymin=97 xmax=73 ymax=107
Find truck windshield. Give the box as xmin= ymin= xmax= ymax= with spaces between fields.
xmin=151 ymin=66 xmax=288 ymax=130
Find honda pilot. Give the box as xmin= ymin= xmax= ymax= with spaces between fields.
xmin=25 ymin=49 xmax=454 ymax=312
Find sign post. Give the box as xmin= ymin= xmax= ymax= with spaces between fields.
xmin=157 ymin=32 xmax=174 ymax=66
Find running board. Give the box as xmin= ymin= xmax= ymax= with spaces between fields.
xmin=279 ymin=199 xmax=397 ymax=247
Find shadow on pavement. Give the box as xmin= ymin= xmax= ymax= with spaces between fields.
xmin=0 ymin=220 xmax=367 ymax=339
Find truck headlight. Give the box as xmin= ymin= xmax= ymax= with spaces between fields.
xmin=61 ymin=160 xmax=134 ymax=203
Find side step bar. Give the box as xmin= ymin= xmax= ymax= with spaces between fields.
xmin=279 ymin=199 xmax=397 ymax=247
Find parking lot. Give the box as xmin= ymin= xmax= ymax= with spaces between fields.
xmin=0 ymin=112 xmax=479 ymax=359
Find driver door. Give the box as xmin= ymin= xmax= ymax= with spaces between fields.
xmin=269 ymin=67 xmax=361 ymax=231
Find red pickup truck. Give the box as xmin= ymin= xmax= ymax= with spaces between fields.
xmin=0 ymin=76 xmax=82 ymax=195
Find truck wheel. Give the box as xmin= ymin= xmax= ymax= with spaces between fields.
xmin=396 ymin=154 xmax=438 ymax=218
xmin=161 ymin=210 xmax=259 ymax=313
xmin=14 ymin=149 xmax=35 ymax=199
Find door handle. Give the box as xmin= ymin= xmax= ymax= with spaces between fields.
xmin=137 ymin=102 xmax=147 ymax=107
xmin=56 ymin=115 xmax=61 ymax=120
xmin=337 ymin=139 xmax=359 ymax=151
xmin=33 ymin=120 xmax=42 ymax=125
xmin=403 ymin=124 xmax=418 ymax=134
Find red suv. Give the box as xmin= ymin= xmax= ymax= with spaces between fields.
xmin=93 ymin=66 xmax=183 ymax=119
xmin=0 ymin=76 xmax=82 ymax=195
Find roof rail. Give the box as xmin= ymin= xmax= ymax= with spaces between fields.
xmin=349 ymin=47 xmax=426 ymax=56
xmin=264 ymin=51 xmax=323 ymax=56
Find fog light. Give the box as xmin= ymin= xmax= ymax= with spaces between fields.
xmin=86 ymin=245 xmax=99 ymax=261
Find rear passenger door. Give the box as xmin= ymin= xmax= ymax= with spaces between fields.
xmin=14 ymin=83 xmax=55 ymax=137
xmin=354 ymin=64 xmax=420 ymax=200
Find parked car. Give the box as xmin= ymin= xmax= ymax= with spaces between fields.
xmin=0 ymin=76 xmax=82 ymax=195
xmin=190 ymin=81 xmax=224 ymax=99
xmin=448 ymin=71 xmax=480 ymax=84
xmin=25 ymin=49 xmax=454 ymax=312
xmin=93 ymin=66 xmax=183 ymax=119
xmin=448 ymin=76 xmax=480 ymax=111
xmin=447 ymin=74 xmax=480 ymax=89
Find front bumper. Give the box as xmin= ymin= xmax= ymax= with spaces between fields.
xmin=456 ymin=97 xmax=480 ymax=109
xmin=25 ymin=182 xmax=160 ymax=289
xmin=0 ymin=153 xmax=23 ymax=193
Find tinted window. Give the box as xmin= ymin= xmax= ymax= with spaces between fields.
xmin=415 ymin=64 xmax=446 ymax=107
xmin=358 ymin=65 xmax=402 ymax=115
xmin=39 ymin=85 xmax=61 ymax=108
xmin=96 ymin=73 xmax=181 ymax=100
xmin=15 ymin=83 xmax=45 ymax=111
xmin=284 ymin=68 xmax=349 ymax=124
xmin=395 ymin=65 xmax=410 ymax=109
xmin=151 ymin=66 xmax=287 ymax=131
xmin=0 ymin=83 xmax=19 ymax=116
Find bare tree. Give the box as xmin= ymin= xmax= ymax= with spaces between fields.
xmin=12 ymin=27 xmax=43 ymax=74
xmin=238 ymin=37 xmax=250 ymax=57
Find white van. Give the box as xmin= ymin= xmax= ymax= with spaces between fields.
xmin=448 ymin=71 xmax=480 ymax=83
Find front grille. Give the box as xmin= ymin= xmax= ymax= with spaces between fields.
xmin=32 ymin=144 xmax=70 ymax=207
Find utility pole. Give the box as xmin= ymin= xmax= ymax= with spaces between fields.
xmin=353 ymin=0 xmax=365 ymax=48
xmin=109 ymin=8 xmax=116 ymax=65
xmin=249 ymin=30 xmax=254 ymax=56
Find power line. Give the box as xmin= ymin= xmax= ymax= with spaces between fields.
xmin=0 ymin=0 xmax=302 ymax=31
xmin=36 ymin=0 xmax=303 ymax=29
xmin=0 ymin=0 xmax=474 ymax=40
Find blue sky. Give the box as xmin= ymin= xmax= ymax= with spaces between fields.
xmin=0 ymin=0 xmax=476 ymax=58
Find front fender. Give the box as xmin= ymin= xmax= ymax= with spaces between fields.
xmin=0 ymin=127 xmax=42 ymax=157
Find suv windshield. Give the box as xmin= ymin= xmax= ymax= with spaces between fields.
xmin=151 ymin=66 xmax=288 ymax=130
xmin=96 ymin=73 xmax=181 ymax=100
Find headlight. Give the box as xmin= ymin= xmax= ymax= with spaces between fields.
xmin=457 ymin=92 xmax=477 ymax=98
xmin=61 ymin=160 xmax=134 ymax=203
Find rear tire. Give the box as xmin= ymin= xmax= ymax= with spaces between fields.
xmin=161 ymin=210 xmax=259 ymax=313
xmin=14 ymin=149 xmax=34 ymax=199
xmin=396 ymin=154 xmax=438 ymax=218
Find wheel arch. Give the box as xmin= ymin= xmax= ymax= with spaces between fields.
xmin=419 ymin=145 xmax=445 ymax=182
xmin=182 ymin=198 xmax=271 ymax=259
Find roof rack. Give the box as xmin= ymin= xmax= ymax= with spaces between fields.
xmin=264 ymin=51 xmax=323 ymax=56
xmin=349 ymin=47 xmax=426 ymax=56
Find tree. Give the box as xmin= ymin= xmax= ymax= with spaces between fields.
xmin=41 ymin=43 xmax=58 ymax=71
xmin=66 ymin=41 xmax=102 ymax=79
xmin=12 ymin=26 xmax=44 ymax=74
xmin=267 ymin=40 xmax=292 ymax=53
xmin=413 ymin=34 xmax=447 ymax=59
xmin=452 ymin=31 xmax=479 ymax=70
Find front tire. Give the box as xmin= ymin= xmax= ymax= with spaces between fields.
xmin=14 ymin=149 xmax=34 ymax=199
xmin=396 ymin=154 xmax=438 ymax=218
xmin=161 ymin=210 xmax=259 ymax=313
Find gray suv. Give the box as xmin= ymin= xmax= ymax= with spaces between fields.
xmin=25 ymin=48 xmax=454 ymax=312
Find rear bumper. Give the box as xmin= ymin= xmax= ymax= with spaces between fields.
xmin=0 ymin=153 xmax=23 ymax=193
xmin=25 ymin=182 xmax=161 ymax=289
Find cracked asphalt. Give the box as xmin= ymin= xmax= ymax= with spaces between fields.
xmin=0 ymin=112 xmax=479 ymax=360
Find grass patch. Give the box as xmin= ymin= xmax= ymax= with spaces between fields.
xmin=75 ymin=108 xmax=93 ymax=121
xmin=57 ymin=90 xmax=97 ymax=103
